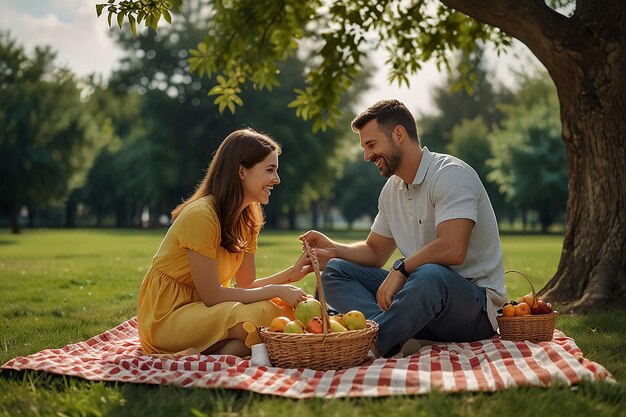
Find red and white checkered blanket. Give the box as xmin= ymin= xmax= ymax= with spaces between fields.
xmin=1 ymin=318 xmax=613 ymax=398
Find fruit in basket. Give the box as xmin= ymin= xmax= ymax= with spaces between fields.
xmin=343 ymin=310 xmax=367 ymax=330
xmin=330 ymin=314 xmax=344 ymax=325
xmin=329 ymin=319 xmax=348 ymax=332
xmin=522 ymin=293 xmax=539 ymax=311
xmin=305 ymin=316 xmax=326 ymax=334
xmin=537 ymin=300 xmax=553 ymax=314
xmin=295 ymin=298 xmax=323 ymax=327
xmin=269 ymin=316 xmax=290 ymax=332
xmin=284 ymin=319 xmax=305 ymax=334
xmin=514 ymin=302 xmax=531 ymax=316
xmin=521 ymin=293 xmax=536 ymax=306
xmin=502 ymin=303 xmax=516 ymax=317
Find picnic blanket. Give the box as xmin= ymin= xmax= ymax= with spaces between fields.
xmin=1 ymin=317 xmax=613 ymax=398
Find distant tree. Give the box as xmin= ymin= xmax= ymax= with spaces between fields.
xmin=0 ymin=33 xmax=102 ymax=233
xmin=420 ymin=49 xmax=511 ymax=153
xmin=333 ymin=156 xmax=387 ymax=229
xmin=447 ymin=117 xmax=511 ymax=223
xmin=93 ymin=2 xmax=361 ymax=229
xmin=487 ymin=72 xmax=567 ymax=233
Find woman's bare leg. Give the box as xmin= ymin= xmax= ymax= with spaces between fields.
xmin=202 ymin=323 xmax=251 ymax=356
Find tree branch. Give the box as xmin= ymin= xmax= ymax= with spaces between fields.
xmin=438 ymin=0 xmax=574 ymax=73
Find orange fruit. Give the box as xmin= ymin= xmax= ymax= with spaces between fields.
xmin=269 ymin=316 xmax=290 ymax=332
xmin=514 ymin=302 xmax=531 ymax=316
xmin=502 ymin=304 xmax=516 ymax=317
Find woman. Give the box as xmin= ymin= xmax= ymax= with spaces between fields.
xmin=137 ymin=128 xmax=311 ymax=356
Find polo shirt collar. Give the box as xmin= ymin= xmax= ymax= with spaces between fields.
xmin=397 ymin=146 xmax=434 ymax=190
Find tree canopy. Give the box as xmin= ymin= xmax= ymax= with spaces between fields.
xmin=0 ymin=32 xmax=103 ymax=233
xmin=488 ymin=72 xmax=567 ymax=232
xmin=98 ymin=0 xmax=625 ymax=311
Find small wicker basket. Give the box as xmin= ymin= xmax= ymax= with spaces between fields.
xmin=497 ymin=270 xmax=557 ymax=343
xmin=259 ymin=240 xmax=378 ymax=370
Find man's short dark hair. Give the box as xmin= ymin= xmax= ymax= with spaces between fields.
xmin=351 ymin=99 xmax=420 ymax=143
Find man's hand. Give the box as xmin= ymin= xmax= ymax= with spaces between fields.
xmin=376 ymin=270 xmax=407 ymax=311
xmin=299 ymin=230 xmax=336 ymax=269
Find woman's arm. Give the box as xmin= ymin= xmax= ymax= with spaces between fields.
xmin=236 ymin=251 xmax=312 ymax=289
xmin=187 ymin=250 xmax=306 ymax=308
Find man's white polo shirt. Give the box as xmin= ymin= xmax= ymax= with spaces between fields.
xmin=371 ymin=147 xmax=508 ymax=331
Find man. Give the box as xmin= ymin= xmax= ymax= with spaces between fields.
xmin=301 ymin=99 xmax=507 ymax=357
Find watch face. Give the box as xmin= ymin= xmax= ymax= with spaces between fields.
xmin=393 ymin=259 xmax=403 ymax=270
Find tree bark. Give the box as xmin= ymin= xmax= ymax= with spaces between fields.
xmin=441 ymin=0 xmax=626 ymax=310
xmin=9 ymin=203 xmax=20 ymax=234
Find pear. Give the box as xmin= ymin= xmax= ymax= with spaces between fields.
xmin=329 ymin=319 xmax=347 ymax=333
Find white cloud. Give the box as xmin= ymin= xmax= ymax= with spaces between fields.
xmin=0 ymin=0 xmax=123 ymax=77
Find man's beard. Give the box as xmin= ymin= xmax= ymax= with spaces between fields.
xmin=372 ymin=142 xmax=402 ymax=178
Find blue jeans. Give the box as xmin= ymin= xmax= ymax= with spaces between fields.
xmin=321 ymin=259 xmax=495 ymax=356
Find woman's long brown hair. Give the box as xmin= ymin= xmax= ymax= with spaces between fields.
xmin=171 ymin=129 xmax=281 ymax=253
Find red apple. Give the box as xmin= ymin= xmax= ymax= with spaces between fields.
xmin=305 ymin=317 xmax=325 ymax=334
xmin=537 ymin=300 xmax=553 ymax=314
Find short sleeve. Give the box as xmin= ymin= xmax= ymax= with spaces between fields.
xmin=244 ymin=227 xmax=259 ymax=253
xmin=430 ymin=165 xmax=480 ymax=226
xmin=176 ymin=202 xmax=219 ymax=258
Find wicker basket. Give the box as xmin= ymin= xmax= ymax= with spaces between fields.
xmin=259 ymin=240 xmax=378 ymax=370
xmin=497 ymin=270 xmax=557 ymax=342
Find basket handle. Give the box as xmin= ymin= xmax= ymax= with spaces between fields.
xmin=303 ymin=238 xmax=330 ymax=335
xmin=505 ymin=269 xmax=537 ymax=301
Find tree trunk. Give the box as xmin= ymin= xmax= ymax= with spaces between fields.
xmin=9 ymin=203 xmax=20 ymax=234
xmin=540 ymin=66 xmax=626 ymax=311
xmin=27 ymin=208 xmax=35 ymax=228
xmin=441 ymin=0 xmax=626 ymax=311
xmin=65 ymin=198 xmax=76 ymax=228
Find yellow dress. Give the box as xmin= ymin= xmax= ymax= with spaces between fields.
xmin=137 ymin=196 xmax=291 ymax=355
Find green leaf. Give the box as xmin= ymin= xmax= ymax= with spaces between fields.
xmin=129 ymin=15 xmax=137 ymax=36
xmin=117 ymin=11 xmax=125 ymax=29
xmin=162 ymin=9 xmax=172 ymax=24
xmin=231 ymin=95 xmax=243 ymax=106
xmin=96 ymin=4 xmax=105 ymax=17
xmin=107 ymin=11 xmax=113 ymax=27
xmin=207 ymin=85 xmax=223 ymax=96
xmin=188 ymin=57 xmax=201 ymax=73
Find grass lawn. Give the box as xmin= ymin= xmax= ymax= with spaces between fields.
xmin=0 ymin=228 xmax=623 ymax=416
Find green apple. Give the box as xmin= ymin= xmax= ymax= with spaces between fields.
xmin=342 ymin=310 xmax=367 ymax=330
xmin=295 ymin=298 xmax=322 ymax=327
xmin=283 ymin=319 xmax=305 ymax=334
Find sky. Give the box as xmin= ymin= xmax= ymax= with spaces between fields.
xmin=0 ymin=0 xmax=540 ymax=118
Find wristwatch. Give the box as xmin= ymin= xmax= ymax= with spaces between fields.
xmin=392 ymin=258 xmax=410 ymax=278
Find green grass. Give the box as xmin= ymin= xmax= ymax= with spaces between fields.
xmin=0 ymin=229 xmax=623 ymax=417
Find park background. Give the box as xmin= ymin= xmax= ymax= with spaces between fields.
xmin=1 ymin=1 xmax=623 ymax=416
xmin=1 ymin=0 xmax=565 ymax=234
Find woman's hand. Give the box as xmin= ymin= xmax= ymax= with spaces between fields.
xmin=273 ymin=284 xmax=308 ymax=308
xmin=286 ymin=250 xmax=313 ymax=283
